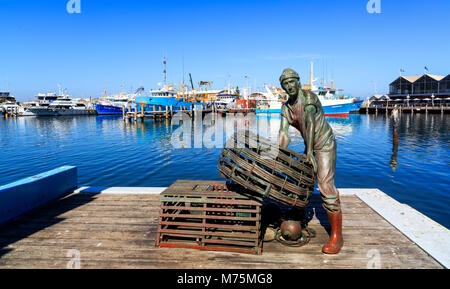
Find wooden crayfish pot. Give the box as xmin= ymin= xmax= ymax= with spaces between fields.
xmin=218 ymin=131 xmax=316 ymax=209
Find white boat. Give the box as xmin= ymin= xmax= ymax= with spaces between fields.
xmin=214 ymin=92 xmax=237 ymax=109
xmin=0 ymin=91 xmax=16 ymax=103
xmin=28 ymin=94 xmax=93 ymax=116
xmin=255 ymin=85 xmax=283 ymax=114
xmin=1 ymin=92 xmax=26 ymax=116
xmin=304 ymin=62 xmax=363 ymax=116
xmin=1 ymin=102 xmax=25 ymax=116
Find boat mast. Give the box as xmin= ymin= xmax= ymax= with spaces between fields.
xmin=309 ymin=61 xmax=318 ymax=90
xmin=163 ymin=56 xmax=167 ymax=86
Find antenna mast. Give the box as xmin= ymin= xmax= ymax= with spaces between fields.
xmin=163 ymin=56 xmax=167 ymax=85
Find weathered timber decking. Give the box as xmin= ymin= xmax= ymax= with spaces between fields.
xmin=0 ymin=189 xmax=444 ymax=269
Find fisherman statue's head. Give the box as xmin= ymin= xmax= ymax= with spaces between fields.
xmin=280 ymin=68 xmax=301 ymax=98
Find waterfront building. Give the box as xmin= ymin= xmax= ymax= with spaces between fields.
xmin=389 ymin=73 xmax=450 ymax=100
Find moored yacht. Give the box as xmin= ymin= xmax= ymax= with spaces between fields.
xmin=28 ymin=94 xmax=94 ymax=116
xmin=0 ymin=91 xmax=26 ymax=116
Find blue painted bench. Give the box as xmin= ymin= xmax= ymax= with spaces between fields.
xmin=0 ymin=166 xmax=78 ymax=226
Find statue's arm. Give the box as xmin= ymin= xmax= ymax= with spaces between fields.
xmin=278 ymin=115 xmax=290 ymax=148
xmin=304 ymin=105 xmax=316 ymax=155
xmin=305 ymin=104 xmax=318 ymax=172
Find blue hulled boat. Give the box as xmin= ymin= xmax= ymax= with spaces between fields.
xmin=135 ymin=86 xmax=206 ymax=112
xmin=94 ymin=93 xmax=135 ymax=115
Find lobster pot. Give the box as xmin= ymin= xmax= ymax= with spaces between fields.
xmin=155 ymin=180 xmax=263 ymax=255
xmin=218 ymin=131 xmax=316 ymax=209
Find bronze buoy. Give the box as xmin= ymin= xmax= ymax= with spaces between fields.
xmin=280 ymin=220 xmax=302 ymax=241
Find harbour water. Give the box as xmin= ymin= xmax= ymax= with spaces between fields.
xmin=1 ymin=113 xmax=449 ymax=229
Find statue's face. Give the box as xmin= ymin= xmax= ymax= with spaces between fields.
xmin=281 ymin=78 xmax=299 ymax=97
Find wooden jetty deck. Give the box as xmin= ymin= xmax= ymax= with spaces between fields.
xmin=0 ymin=187 xmax=446 ymax=269
xmin=122 ymin=103 xmax=255 ymax=122
xmin=361 ymin=104 xmax=449 ymax=114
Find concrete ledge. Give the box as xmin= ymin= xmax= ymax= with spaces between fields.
xmin=355 ymin=189 xmax=450 ymax=269
xmin=0 ymin=166 xmax=77 ymax=225
xmin=338 ymin=188 xmax=382 ymax=195
xmin=74 ymin=186 xmax=166 ymax=195
xmin=73 ymin=187 xmax=378 ymax=196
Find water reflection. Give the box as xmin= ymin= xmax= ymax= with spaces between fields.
xmin=118 ymin=112 xmax=357 ymax=150
xmin=390 ymin=122 xmax=400 ymax=172
xmin=1 ymin=113 xmax=448 ymax=228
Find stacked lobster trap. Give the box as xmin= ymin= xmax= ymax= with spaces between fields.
xmin=155 ymin=131 xmax=316 ymax=255
xmin=155 ymin=180 xmax=263 ymax=254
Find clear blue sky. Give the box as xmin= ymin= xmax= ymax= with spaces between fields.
xmin=1 ymin=0 xmax=449 ymax=101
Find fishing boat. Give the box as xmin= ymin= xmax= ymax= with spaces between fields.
xmin=255 ymin=86 xmax=283 ymax=114
xmin=304 ymin=62 xmax=363 ymax=117
xmin=311 ymin=87 xmax=363 ymax=116
xmin=214 ymin=89 xmax=238 ymax=109
xmin=135 ymin=84 xmax=207 ymax=112
xmin=94 ymin=88 xmax=137 ymax=115
xmin=135 ymin=58 xmax=216 ymax=112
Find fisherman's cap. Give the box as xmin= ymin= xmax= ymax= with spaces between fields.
xmin=280 ymin=68 xmax=300 ymax=84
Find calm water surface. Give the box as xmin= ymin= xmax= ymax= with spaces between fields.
xmin=1 ymin=113 xmax=449 ymax=228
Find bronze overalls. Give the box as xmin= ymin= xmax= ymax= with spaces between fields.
xmin=281 ymin=90 xmax=341 ymax=213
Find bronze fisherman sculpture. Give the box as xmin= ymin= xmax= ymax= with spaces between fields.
xmin=278 ymin=68 xmax=344 ymax=254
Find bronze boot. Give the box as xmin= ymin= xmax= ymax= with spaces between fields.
xmin=322 ymin=211 xmax=344 ymax=254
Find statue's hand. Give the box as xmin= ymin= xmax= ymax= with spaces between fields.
xmin=306 ymin=152 xmax=318 ymax=174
